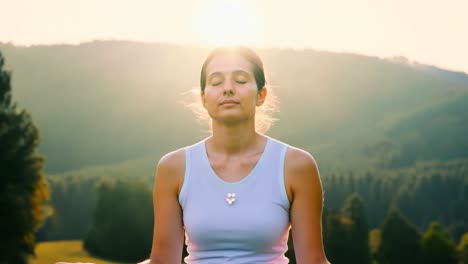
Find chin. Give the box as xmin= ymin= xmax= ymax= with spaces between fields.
xmin=216 ymin=114 xmax=252 ymax=125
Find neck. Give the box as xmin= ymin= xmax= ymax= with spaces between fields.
xmin=208 ymin=119 xmax=261 ymax=154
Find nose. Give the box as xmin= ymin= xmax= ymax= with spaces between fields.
xmin=223 ymin=78 xmax=235 ymax=95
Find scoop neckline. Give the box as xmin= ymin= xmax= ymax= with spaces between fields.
xmin=202 ymin=136 xmax=271 ymax=185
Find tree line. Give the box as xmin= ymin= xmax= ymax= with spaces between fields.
xmin=80 ymin=180 xmax=468 ymax=264
xmin=29 ymin=158 xmax=468 ymax=264
xmin=323 ymin=160 xmax=468 ymax=241
xmin=38 ymin=158 xmax=468 ymax=244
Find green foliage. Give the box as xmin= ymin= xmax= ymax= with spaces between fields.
xmin=368 ymin=229 xmax=381 ymax=258
xmin=1 ymin=41 xmax=467 ymax=174
xmin=385 ymin=94 xmax=468 ymax=164
xmin=323 ymin=209 xmax=349 ymax=264
xmin=457 ymin=233 xmax=468 ymax=264
xmin=362 ymin=93 xmax=468 ymax=168
xmin=37 ymin=161 xmax=156 ymax=242
xmin=36 ymin=156 xmax=468 ymax=251
xmin=84 ymin=180 xmax=153 ymax=262
xmin=377 ymin=208 xmax=421 ymax=264
xmin=341 ymin=193 xmax=371 ymax=264
xmin=420 ymin=221 xmax=457 ymax=264
xmin=0 ymin=51 xmax=50 ymax=263
xmin=37 ymin=175 xmax=99 ymax=241
xmin=323 ymin=193 xmax=371 ymax=264
xmin=323 ymin=161 xmax=468 ymax=240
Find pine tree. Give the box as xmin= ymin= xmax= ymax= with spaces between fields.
xmin=377 ymin=207 xmax=421 ymax=264
xmin=420 ymin=221 xmax=457 ymax=264
xmin=323 ymin=193 xmax=371 ymax=264
xmin=323 ymin=209 xmax=349 ymax=264
xmin=0 ymin=52 xmax=50 ymax=263
xmin=341 ymin=193 xmax=371 ymax=264
xmin=84 ymin=180 xmax=153 ymax=262
xmin=457 ymin=233 xmax=468 ymax=264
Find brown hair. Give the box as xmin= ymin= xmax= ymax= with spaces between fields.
xmin=199 ymin=46 xmax=266 ymax=93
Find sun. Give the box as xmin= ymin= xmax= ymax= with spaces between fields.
xmin=191 ymin=1 xmax=258 ymax=46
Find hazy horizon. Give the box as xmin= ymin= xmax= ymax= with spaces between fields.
xmin=1 ymin=0 xmax=467 ymax=73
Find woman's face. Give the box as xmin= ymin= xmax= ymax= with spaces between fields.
xmin=201 ymin=53 xmax=266 ymax=124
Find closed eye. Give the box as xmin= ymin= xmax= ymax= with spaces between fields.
xmin=212 ymin=80 xmax=246 ymax=86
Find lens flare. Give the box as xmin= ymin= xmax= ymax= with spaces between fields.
xmin=191 ymin=1 xmax=258 ymax=46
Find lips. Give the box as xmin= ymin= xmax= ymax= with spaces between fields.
xmin=220 ymin=99 xmax=239 ymax=105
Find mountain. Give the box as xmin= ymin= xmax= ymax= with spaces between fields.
xmin=0 ymin=41 xmax=467 ymax=173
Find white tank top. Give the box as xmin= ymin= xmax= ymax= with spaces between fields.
xmin=178 ymin=136 xmax=291 ymax=263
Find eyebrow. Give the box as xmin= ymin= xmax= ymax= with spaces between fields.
xmin=207 ymin=70 xmax=250 ymax=80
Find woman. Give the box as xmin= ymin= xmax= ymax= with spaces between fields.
xmin=58 ymin=46 xmax=330 ymax=264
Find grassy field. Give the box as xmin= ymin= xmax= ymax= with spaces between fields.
xmin=30 ymin=240 xmax=131 ymax=264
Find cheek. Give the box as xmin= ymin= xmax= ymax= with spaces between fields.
xmin=202 ymin=90 xmax=218 ymax=108
xmin=248 ymin=89 xmax=260 ymax=104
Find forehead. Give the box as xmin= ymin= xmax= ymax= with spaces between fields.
xmin=206 ymin=54 xmax=253 ymax=76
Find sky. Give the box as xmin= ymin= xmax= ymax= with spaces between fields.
xmin=1 ymin=0 xmax=467 ymax=73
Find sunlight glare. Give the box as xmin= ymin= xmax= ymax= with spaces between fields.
xmin=191 ymin=1 xmax=258 ymax=46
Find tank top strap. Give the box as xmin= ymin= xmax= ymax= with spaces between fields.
xmin=178 ymin=137 xmax=290 ymax=209
xmin=262 ymin=136 xmax=290 ymax=209
xmin=178 ymin=140 xmax=204 ymax=207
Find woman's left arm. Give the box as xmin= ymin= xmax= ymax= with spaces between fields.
xmin=285 ymin=147 xmax=331 ymax=264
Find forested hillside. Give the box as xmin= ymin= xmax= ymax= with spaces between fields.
xmin=1 ymin=41 xmax=466 ymax=174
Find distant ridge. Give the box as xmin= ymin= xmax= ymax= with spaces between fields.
xmin=1 ymin=40 xmax=467 ymax=173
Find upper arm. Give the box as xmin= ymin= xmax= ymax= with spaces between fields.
xmin=150 ymin=149 xmax=185 ymax=264
xmin=285 ymin=147 xmax=330 ymax=264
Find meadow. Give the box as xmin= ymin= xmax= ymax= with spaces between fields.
xmin=30 ymin=241 xmax=129 ymax=264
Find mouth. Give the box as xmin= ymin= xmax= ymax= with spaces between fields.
xmin=220 ymin=100 xmax=239 ymax=105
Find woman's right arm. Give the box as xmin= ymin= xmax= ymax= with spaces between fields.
xmin=144 ymin=149 xmax=186 ymax=264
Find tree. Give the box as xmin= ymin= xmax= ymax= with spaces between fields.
xmin=323 ymin=193 xmax=371 ymax=264
xmin=377 ymin=207 xmax=421 ymax=264
xmin=368 ymin=228 xmax=381 ymax=262
xmin=457 ymin=232 xmax=468 ymax=264
xmin=0 ymin=51 xmax=50 ymax=263
xmin=84 ymin=180 xmax=153 ymax=262
xmin=323 ymin=209 xmax=349 ymax=264
xmin=37 ymin=175 xmax=98 ymax=241
xmin=420 ymin=221 xmax=457 ymax=264
xmin=341 ymin=193 xmax=371 ymax=264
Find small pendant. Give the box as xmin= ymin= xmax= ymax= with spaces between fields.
xmin=226 ymin=192 xmax=236 ymax=205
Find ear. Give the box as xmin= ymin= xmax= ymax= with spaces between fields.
xmin=256 ymin=87 xmax=267 ymax=106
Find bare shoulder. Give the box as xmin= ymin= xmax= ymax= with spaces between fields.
xmin=284 ymin=146 xmax=319 ymax=180
xmin=158 ymin=148 xmax=185 ymax=170
xmin=284 ymin=146 xmax=322 ymax=202
xmin=285 ymin=146 xmax=318 ymax=171
xmin=155 ymin=148 xmax=186 ymax=194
